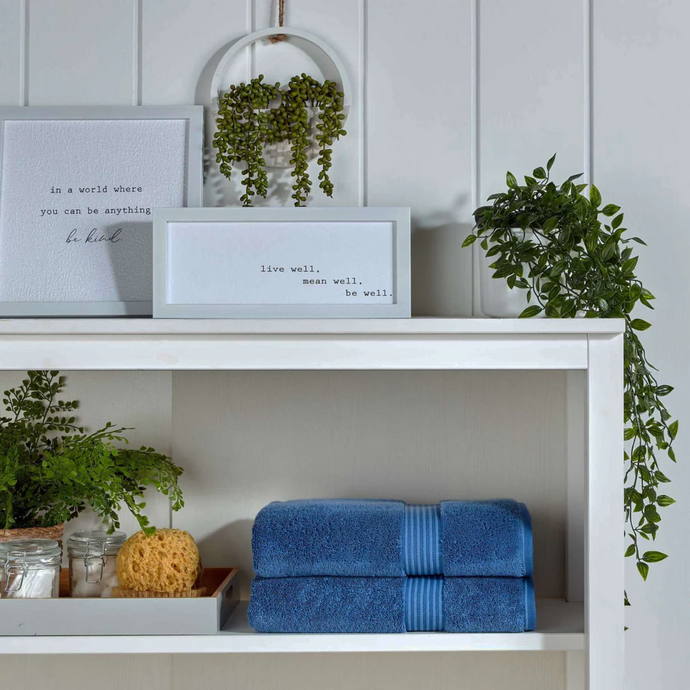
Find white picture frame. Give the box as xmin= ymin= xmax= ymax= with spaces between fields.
xmin=153 ymin=207 xmax=411 ymax=318
xmin=0 ymin=106 xmax=204 ymax=317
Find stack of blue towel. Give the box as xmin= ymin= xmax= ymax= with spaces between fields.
xmin=248 ymin=499 xmax=536 ymax=633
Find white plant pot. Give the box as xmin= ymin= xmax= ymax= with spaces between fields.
xmin=479 ymin=229 xmax=541 ymax=318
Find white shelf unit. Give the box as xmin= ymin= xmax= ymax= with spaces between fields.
xmin=0 ymin=318 xmax=624 ymax=690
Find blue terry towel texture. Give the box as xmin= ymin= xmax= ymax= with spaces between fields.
xmin=252 ymin=498 xmax=533 ymax=578
xmin=248 ymin=575 xmax=536 ymax=633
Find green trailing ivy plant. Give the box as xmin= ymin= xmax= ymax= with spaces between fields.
xmin=464 ymin=155 xmax=677 ymax=595
xmin=214 ymin=73 xmax=347 ymax=206
xmin=0 ymin=371 xmax=183 ymax=537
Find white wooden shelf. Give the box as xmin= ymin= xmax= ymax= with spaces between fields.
xmin=0 ymin=317 xmax=624 ymax=371
xmin=0 ymin=600 xmax=582 ymax=654
xmin=0 ymin=317 xmax=625 ymax=688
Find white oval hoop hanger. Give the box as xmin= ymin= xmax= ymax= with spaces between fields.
xmin=210 ymin=27 xmax=352 ymax=109
xmin=210 ymin=28 xmax=352 ymax=169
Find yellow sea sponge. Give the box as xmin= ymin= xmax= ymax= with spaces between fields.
xmin=116 ymin=529 xmax=202 ymax=594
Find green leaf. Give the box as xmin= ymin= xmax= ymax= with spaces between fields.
xmin=602 ymin=203 xmax=621 ymax=216
xmin=506 ymin=171 xmax=518 ymax=189
xmin=519 ymin=305 xmax=543 ymax=319
xmin=669 ymin=420 xmax=679 ymax=439
xmin=589 ymin=185 xmax=602 ymax=208
xmin=542 ymin=216 xmax=559 ymax=233
xmin=655 ymin=470 xmax=671 ymax=483
xmin=631 ymin=319 xmax=651 ymax=331
xmin=462 ymin=234 xmax=477 ymax=248
xmin=637 ymin=562 xmax=649 ymax=580
xmin=625 ymin=544 xmax=636 ymax=557
xmin=612 ymin=213 xmax=624 ymax=229
xmin=656 ymin=385 xmax=673 ymax=396
xmin=546 ymin=153 xmax=557 ymax=171
xmin=622 ymin=257 xmax=638 ymax=274
xmin=533 ymin=166 xmax=546 ymax=180
xmin=657 ymin=495 xmax=676 ymax=507
xmin=642 ymin=551 xmax=668 ymax=563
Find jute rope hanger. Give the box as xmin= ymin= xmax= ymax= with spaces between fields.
xmin=269 ymin=0 xmax=287 ymax=43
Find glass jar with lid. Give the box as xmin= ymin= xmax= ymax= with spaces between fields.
xmin=67 ymin=530 xmax=126 ymax=598
xmin=0 ymin=538 xmax=61 ymax=599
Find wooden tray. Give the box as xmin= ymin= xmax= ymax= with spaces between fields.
xmin=0 ymin=567 xmax=238 ymax=636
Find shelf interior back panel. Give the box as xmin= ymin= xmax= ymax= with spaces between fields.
xmin=171 ymin=370 xmax=569 ymax=600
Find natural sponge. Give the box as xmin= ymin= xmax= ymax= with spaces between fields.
xmin=116 ymin=529 xmax=202 ymax=594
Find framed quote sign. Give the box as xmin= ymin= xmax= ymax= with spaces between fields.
xmin=153 ymin=207 xmax=411 ymax=318
xmin=0 ymin=106 xmax=203 ymax=316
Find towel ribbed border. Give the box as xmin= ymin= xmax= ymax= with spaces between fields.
xmin=404 ymin=576 xmax=444 ymax=631
xmin=403 ymin=504 xmax=442 ymax=576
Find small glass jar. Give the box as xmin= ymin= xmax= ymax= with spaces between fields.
xmin=0 ymin=539 xmax=61 ymax=599
xmin=67 ymin=530 xmax=126 ymax=598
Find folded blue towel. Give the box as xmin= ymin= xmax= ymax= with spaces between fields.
xmin=249 ymin=576 xmax=406 ymax=633
xmin=252 ymin=498 xmax=532 ymax=578
xmin=441 ymin=500 xmax=533 ymax=578
xmin=248 ymin=575 xmax=536 ymax=633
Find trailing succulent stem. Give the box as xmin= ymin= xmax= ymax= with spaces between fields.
xmin=214 ymin=74 xmax=347 ymax=207
xmin=0 ymin=371 xmax=183 ymax=536
xmin=464 ymin=155 xmax=677 ymax=591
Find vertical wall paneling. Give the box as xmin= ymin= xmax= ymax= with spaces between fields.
xmin=470 ymin=0 xmax=480 ymax=315
xmin=583 ymin=0 xmax=593 ymax=185
xmin=479 ymin=0 xmax=584 ymax=201
xmin=133 ymin=0 xmax=142 ymax=105
xmin=593 ymin=1 xmax=690 ymax=688
xmin=141 ymin=0 xmax=248 ymax=210
xmin=366 ymin=0 xmax=473 ymax=317
xmin=0 ymin=0 xmax=22 ymax=105
xmin=141 ymin=0 xmax=248 ymax=105
xmin=26 ymin=0 xmax=134 ymax=105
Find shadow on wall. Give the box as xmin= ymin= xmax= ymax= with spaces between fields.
xmin=411 ymin=193 xmax=474 ymax=316
xmin=198 ymin=520 xmax=255 ymax=598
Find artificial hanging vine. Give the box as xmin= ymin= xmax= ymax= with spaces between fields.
xmin=464 ymin=155 xmax=678 ymax=593
xmin=214 ymin=74 xmax=347 ymax=206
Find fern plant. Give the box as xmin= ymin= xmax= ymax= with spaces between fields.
xmin=464 ymin=155 xmax=677 ymax=593
xmin=0 ymin=371 xmax=183 ymax=537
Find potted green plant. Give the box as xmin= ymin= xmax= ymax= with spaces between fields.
xmin=0 ymin=371 xmax=183 ymax=541
xmin=464 ymin=155 xmax=678 ymax=592
xmin=213 ymin=74 xmax=347 ymax=207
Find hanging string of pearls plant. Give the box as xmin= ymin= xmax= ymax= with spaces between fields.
xmin=213 ymin=73 xmax=347 ymax=207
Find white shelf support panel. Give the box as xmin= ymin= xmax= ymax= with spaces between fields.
xmin=585 ymin=334 xmax=625 ymax=690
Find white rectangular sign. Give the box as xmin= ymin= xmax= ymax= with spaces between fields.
xmin=0 ymin=106 xmax=203 ymax=316
xmin=154 ymin=208 xmax=410 ymax=318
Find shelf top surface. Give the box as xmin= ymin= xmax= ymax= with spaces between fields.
xmin=0 ymin=317 xmax=625 ymax=336
xmin=0 ymin=600 xmax=583 ymax=654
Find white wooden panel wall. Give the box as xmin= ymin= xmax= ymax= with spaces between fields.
xmin=593 ymin=1 xmax=690 ymax=687
xmin=1 ymin=1 xmax=687 ymax=689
